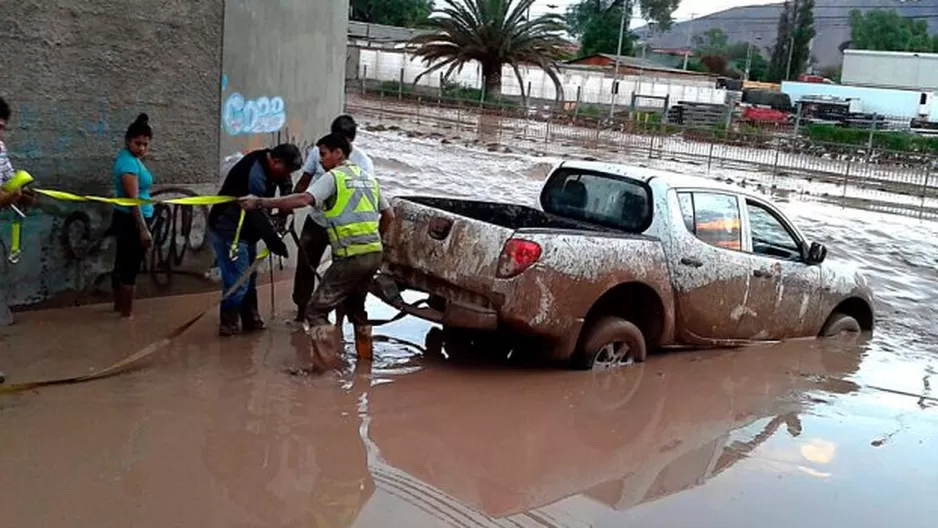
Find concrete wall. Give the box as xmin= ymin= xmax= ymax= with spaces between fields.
xmin=220 ymin=0 xmax=349 ymax=160
xmin=1 ymin=0 xmax=350 ymax=310
xmin=0 ymin=0 xmax=224 ymax=309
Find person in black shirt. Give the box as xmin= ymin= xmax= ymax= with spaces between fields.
xmin=208 ymin=144 xmax=299 ymax=336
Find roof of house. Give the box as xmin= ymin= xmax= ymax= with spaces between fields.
xmin=348 ymin=21 xmax=429 ymax=43
xmin=567 ymin=54 xmax=714 ymax=77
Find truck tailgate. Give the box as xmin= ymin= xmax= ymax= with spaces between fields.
xmin=383 ymin=199 xmax=513 ymax=294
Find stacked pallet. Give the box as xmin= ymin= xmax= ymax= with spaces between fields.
xmin=667 ymin=101 xmax=731 ymax=127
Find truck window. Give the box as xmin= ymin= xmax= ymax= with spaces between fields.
xmin=745 ymin=200 xmax=802 ymax=261
xmin=541 ymin=168 xmax=652 ymax=232
xmin=678 ymin=192 xmax=741 ymax=251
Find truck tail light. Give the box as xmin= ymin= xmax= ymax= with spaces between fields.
xmin=497 ymin=239 xmax=542 ymax=278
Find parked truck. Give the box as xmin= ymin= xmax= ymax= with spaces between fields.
xmin=372 ymin=161 xmax=875 ymax=370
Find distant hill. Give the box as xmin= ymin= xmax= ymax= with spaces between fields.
xmin=637 ymin=0 xmax=938 ymax=68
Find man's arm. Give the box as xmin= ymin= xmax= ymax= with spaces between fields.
xmin=242 ymin=171 xmax=335 ymax=212
xmin=379 ymin=208 xmax=394 ymax=236
xmin=293 ymin=171 xmax=314 ymax=194
xmin=256 ymin=192 xmax=316 ymax=211
xmin=377 ymin=190 xmax=393 ymax=235
xmin=293 ymin=147 xmax=320 ymax=193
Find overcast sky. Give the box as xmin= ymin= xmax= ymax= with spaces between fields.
xmin=528 ymin=0 xmax=784 ymax=24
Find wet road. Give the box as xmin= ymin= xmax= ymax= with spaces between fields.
xmin=2 ymin=129 xmax=938 ymax=526
xmin=2 ymin=282 xmax=937 ymax=527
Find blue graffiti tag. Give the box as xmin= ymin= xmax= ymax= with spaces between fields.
xmin=222 ymin=92 xmax=286 ymax=136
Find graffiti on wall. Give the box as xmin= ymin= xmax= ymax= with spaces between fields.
xmin=222 ymin=93 xmax=287 ymax=136
xmin=0 ymin=186 xmax=213 ymax=307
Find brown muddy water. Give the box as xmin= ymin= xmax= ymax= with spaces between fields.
xmin=2 ymin=131 xmax=938 ymax=527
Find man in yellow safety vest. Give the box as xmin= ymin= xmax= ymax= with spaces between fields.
xmin=239 ymin=132 xmax=393 ymax=372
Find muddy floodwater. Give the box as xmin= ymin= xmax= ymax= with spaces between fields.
xmin=2 ymin=129 xmax=938 ymax=527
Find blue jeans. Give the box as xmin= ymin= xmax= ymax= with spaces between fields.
xmin=209 ymin=229 xmax=257 ymax=312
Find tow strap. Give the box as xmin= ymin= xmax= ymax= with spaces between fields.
xmin=0 ymin=245 xmax=275 ymax=394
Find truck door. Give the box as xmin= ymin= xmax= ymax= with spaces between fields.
xmin=669 ymin=191 xmax=753 ymax=342
xmin=738 ymin=198 xmax=822 ymax=339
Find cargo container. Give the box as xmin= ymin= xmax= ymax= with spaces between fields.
xmin=842 ymin=49 xmax=938 ymax=92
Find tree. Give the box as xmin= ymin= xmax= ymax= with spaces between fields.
xmin=766 ymin=1 xmax=791 ymax=82
xmin=566 ymin=1 xmax=681 ymax=58
xmin=699 ymin=54 xmax=728 ymax=75
xmin=409 ymin=0 xmax=567 ymax=102
xmin=746 ymin=52 xmax=770 ymax=81
xmin=693 ymin=28 xmax=729 ymax=56
xmin=690 ymin=28 xmax=769 ymax=81
xmin=789 ymin=0 xmax=816 ymax=78
xmin=818 ymin=65 xmax=842 ymax=83
xmin=578 ymin=9 xmax=637 ymax=57
xmin=350 ymin=0 xmax=434 ymax=27
xmin=848 ymin=9 xmax=933 ymax=53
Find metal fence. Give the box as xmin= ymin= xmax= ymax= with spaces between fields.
xmin=345 ymin=85 xmax=938 ymax=220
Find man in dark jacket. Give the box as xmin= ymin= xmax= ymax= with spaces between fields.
xmin=208 ymin=144 xmax=300 ymax=336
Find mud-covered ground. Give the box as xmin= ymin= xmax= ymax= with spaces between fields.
xmin=1 ymin=128 xmax=937 ymax=527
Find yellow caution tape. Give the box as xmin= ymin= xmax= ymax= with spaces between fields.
xmin=9 ymin=220 xmax=22 ymax=264
xmin=32 ymin=188 xmax=239 ymax=207
xmin=2 ymin=175 xmax=262 ymax=264
xmin=1 ymin=170 xmax=35 ymax=193
xmin=230 ymin=209 xmax=246 ymax=261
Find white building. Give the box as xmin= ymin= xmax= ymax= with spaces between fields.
xmin=353 ymin=47 xmax=727 ymax=109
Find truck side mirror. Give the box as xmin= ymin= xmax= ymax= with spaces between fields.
xmin=807 ymin=242 xmax=827 ymax=264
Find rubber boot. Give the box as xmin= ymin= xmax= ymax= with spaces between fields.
xmin=239 ymin=288 xmax=266 ymax=332
xmin=309 ymin=324 xmax=343 ymax=371
xmin=118 ymin=285 xmax=135 ymax=318
xmin=219 ymin=308 xmax=241 ymax=336
xmin=354 ymin=325 xmax=374 ymax=361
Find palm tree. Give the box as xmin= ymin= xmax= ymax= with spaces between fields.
xmin=409 ymin=0 xmax=568 ymax=104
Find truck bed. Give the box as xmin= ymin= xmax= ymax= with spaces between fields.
xmin=403 ymin=196 xmax=608 ymax=233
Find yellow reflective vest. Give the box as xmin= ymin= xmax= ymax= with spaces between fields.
xmin=323 ymin=163 xmax=383 ymax=258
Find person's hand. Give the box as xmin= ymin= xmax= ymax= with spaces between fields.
xmin=0 ymin=188 xmax=21 ymax=208
xmin=139 ymin=226 xmax=154 ymax=249
xmin=18 ymin=188 xmax=37 ymax=206
xmin=239 ymin=195 xmax=263 ymax=211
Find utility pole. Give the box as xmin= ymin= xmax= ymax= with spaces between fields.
xmin=683 ymin=13 xmax=696 ymax=70
xmin=609 ymin=5 xmax=627 ymax=118
xmin=745 ymin=35 xmax=761 ymax=81
xmin=785 ymin=34 xmax=795 ymax=81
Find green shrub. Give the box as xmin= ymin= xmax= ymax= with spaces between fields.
xmin=802 ymin=124 xmax=938 ymax=154
xmin=378 ymin=80 xmax=412 ymax=94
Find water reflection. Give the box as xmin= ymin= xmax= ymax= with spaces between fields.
xmin=363 ymin=339 xmax=862 ymax=519
xmin=202 ymin=341 xmax=375 ymax=526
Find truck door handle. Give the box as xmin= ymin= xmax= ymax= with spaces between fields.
xmin=680 ymin=257 xmax=703 ymax=268
xmin=753 ymin=269 xmax=773 ymax=278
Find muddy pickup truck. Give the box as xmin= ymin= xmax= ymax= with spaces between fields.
xmin=372 ymin=161 xmax=874 ymax=370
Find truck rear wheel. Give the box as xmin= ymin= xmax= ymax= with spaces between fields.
xmin=819 ymin=313 xmax=862 ymax=338
xmin=572 ymin=317 xmax=647 ymax=371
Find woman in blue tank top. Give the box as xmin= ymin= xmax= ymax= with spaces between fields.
xmin=111 ymin=113 xmax=154 ymax=317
